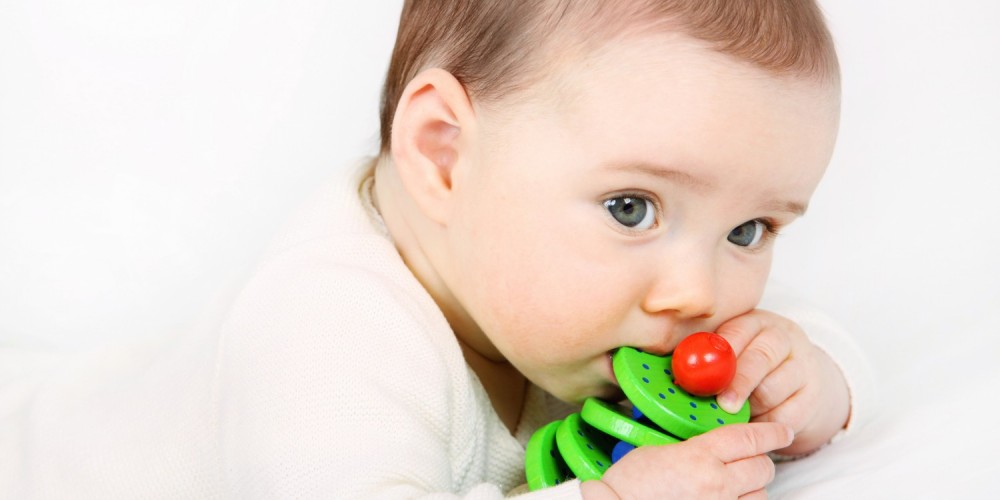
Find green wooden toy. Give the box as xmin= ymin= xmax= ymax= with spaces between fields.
xmin=524 ymin=419 xmax=574 ymax=490
xmin=525 ymin=346 xmax=751 ymax=491
xmin=613 ymin=346 xmax=750 ymax=439
xmin=554 ymin=413 xmax=616 ymax=482
xmin=580 ymin=398 xmax=681 ymax=447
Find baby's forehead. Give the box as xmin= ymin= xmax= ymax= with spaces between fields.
xmin=476 ymin=35 xmax=837 ymax=208
xmin=526 ymin=35 xmax=836 ymax=128
xmin=491 ymin=27 xmax=838 ymax=132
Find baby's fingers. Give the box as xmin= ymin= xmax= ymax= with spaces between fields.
xmin=717 ymin=324 xmax=792 ymax=413
xmin=726 ymin=455 xmax=776 ymax=497
xmin=746 ymin=358 xmax=805 ymax=417
xmin=694 ymin=422 xmax=794 ymax=463
xmin=692 ymin=422 xmax=791 ymax=496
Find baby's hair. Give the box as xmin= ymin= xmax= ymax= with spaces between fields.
xmin=378 ymin=0 xmax=839 ymax=157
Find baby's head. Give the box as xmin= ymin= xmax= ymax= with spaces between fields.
xmin=372 ymin=0 xmax=840 ymax=403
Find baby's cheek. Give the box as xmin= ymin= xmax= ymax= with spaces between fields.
xmin=459 ymin=219 xmax=625 ymax=354
xmin=714 ymin=262 xmax=770 ymax=317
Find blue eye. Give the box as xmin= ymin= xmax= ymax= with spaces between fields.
xmin=728 ymin=220 xmax=766 ymax=247
xmin=604 ymin=196 xmax=655 ymax=230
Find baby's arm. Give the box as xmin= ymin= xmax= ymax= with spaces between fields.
xmin=713 ymin=282 xmax=874 ymax=455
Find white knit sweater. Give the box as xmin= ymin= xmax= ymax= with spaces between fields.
xmin=0 ymin=161 xmax=873 ymax=499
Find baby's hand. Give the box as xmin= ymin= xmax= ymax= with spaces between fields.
xmin=581 ymin=422 xmax=792 ymax=499
xmin=714 ymin=310 xmax=850 ymax=456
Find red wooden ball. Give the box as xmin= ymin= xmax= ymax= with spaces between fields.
xmin=671 ymin=332 xmax=737 ymax=397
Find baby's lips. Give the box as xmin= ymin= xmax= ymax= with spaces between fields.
xmin=607 ymin=351 xmax=620 ymax=387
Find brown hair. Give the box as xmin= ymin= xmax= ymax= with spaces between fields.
xmin=378 ymin=0 xmax=839 ymax=157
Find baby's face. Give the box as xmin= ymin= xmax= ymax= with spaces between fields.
xmin=443 ymin=35 xmax=839 ymax=403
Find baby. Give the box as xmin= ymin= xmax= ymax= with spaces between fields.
xmin=359 ymin=0 xmax=855 ymax=497
xmin=0 ymin=0 xmax=869 ymax=498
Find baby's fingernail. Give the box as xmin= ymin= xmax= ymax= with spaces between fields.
xmin=718 ymin=390 xmax=740 ymax=412
xmin=786 ymin=426 xmax=795 ymax=444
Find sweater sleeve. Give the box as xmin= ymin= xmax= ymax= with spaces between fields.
xmin=758 ymin=281 xmax=877 ymax=437
xmin=212 ymin=255 xmax=586 ymax=499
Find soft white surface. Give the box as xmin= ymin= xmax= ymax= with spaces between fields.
xmin=2 ymin=0 xmax=999 ymax=496
xmin=770 ymin=307 xmax=1000 ymax=498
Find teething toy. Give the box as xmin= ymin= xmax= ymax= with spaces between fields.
xmin=614 ymin=347 xmax=749 ymax=439
xmin=555 ymin=413 xmax=616 ymax=481
xmin=610 ymin=440 xmax=635 ymax=464
xmin=671 ymin=332 xmax=737 ymax=396
xmin=580 ymin=398 xmax=679 ymax=447
xmin=524 ymin=420 xmax=574 ymax=490
xmin=524 ymin=346 xmax=751 ymax=491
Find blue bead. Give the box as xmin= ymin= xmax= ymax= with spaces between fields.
xmin=611 ymin=441 xmax=636 ymax=464
xmin=631 ymin=407 xmax=644 ymax=420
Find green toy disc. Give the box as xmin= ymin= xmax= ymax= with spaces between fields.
xmin=525 ymin=420 xmax=574 ymax=491
xmin=580 ymin=398 xmax=681 ymax=447
xmin=555 ymin=413 xmax=615 ymax=482
xmin=613 ymin=347 xmax=750 ymax=439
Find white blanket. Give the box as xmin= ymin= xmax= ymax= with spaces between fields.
xmin=770 ymin=311 xmax=1000 ymax=498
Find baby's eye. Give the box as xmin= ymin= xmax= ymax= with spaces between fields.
xmin=604 ymin=196 xmax=656 ymax=230
xmin=727 ymin=220 xmax=767 ymax=247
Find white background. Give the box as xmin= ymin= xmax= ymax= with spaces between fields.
xmin=772 ymin=0 xmax=1000 ymax=368
xmin=1 ymin=1 xmax=402 ymax=349
xmin=2 ymin=0 xmax=999 ymax=496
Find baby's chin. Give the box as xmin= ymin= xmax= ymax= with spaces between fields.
xmin=527 ymin=356 xmax=627 ymax=404
xmin=591 ymin=385 xmax=627 ymax=404
xmin=544 ymin=381 xmax=626 ymax=406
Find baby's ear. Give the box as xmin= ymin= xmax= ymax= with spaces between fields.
xmin=390 ymin=68 xmax=474 ymax=225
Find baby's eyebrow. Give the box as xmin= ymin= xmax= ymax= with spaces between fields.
xmin=602 ymin=161 xmax=715 ymax=193
xmin=759 ymin=199 xmax=808 ymax=217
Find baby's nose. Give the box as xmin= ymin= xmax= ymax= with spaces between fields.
xmin=640 ymin=259 xmax=718 ymax=321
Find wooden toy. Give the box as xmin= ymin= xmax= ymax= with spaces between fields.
xmin=524 ymin=346 xmax=750 ymax=491
xmin=670 ymin=332 xmax=738 ymax=396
